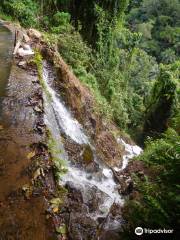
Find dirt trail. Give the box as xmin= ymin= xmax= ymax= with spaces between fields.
xmin=0 ymin=29 xmax=55 ymax=239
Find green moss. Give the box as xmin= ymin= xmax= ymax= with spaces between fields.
xmin=82 ymin=145 xmax=94 ymax=164
xmin=46 ymin=129 xmax=67 ymax=179
xmin=33 ymin=51 xmax=52 ymax=101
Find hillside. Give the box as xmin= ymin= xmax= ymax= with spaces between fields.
xmin=0 ymin=0 xmax=179 ymax=239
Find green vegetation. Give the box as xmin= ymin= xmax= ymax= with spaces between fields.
xmin=143 ymin=62 xmax=179 ymax=140
xmin=33 ymin=51 xmax=53 ymax=100
xmin=123 ymin=128 xmax=180 ymax=237
xmin=47 ymin=129 xmax=67 ymax=178
xmin=1 ymin=0 xmax=38 ymax=27
xmin=1 ymin=0 xmax=179 ymax=235
xmin=127 ymin=0 xmax=180 ymax=63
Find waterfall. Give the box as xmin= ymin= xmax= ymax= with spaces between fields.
xmin=42 ymin=61 xmax=142 ymax=227
xmin=43 ymin=64 xmax=88 ymax=145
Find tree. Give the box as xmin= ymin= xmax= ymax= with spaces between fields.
xmin=127 ymin=0 xmax=180 ymax=62
xmin=143 ymin=63 xmax=179 ymax=140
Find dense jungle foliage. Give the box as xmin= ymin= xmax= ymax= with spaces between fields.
xmin=0 ymin=0 xmax=179 ymax=236
xmin=122 ymin=128 xmax=180 ymax=238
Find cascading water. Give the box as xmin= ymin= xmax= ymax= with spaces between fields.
xmin=42 ymin=61 xmax=142 ymax=229
xmin=43 ymin=65 xmax=88 ymax=145
xmin=116 ymin=138 xmax=142 ymax=171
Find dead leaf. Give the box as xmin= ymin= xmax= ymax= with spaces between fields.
xmin=56 ymin=225 xmax=67 ymax=235
xmin=50 ymin=198 xmax=63 ymax=206
xmin=33 ymin=168 xmax=41 ymax=180
xmin=34 ymin=106 xmax=42 ymax=113
xmin=27 ymin=151 xmax=36 ymax=159
xmin=40 ymin=168 xmax=45 ymax=177
xmin=50 ymin=198 xmax=63 ymax=212
xmin=22 ymin=184 xmax=33 ymax=199
xmin=0 ymin=125 xmax=4 ymax=130
xmin=53 ymin=207 xmax=59 ymax=213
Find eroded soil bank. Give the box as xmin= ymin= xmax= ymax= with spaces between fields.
xmin=0 ymin=24 xmax=57 ymax=239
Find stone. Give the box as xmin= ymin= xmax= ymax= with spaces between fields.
xmin=23 ymin=33 xmax=30 ymax=43
xmin=34 ymin=106 xmax=42 ymax=113
xmin=68 ymin=212 xmax=97 ymax=240
xmin=28 ymin=28 xmax=42 ymax=39
xmin=65 ymin=181 xmax=83 ymax=203
xmin=85 ymin=161 xmax=100 ymax=173
xmin=22 ymin=44 xmax=31 ymax=51
xmin=82 ymin=145 xmax=94 ymax=165
xmin=18 ymin=61 xmax=26 ymax=67
xmin=119 ymin=178 xmax=133 ymax=195
xmin=17 ymin=47 xmax=34 ymax=57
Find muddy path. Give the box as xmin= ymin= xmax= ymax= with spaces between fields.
xmin=0 ymin=25 xmax=56 ymax=239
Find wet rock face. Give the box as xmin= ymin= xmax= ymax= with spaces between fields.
xmin=66 ymin=181 xmax=84 ymax=206
xmin=118 ymin=160 xmax=151 ymax=199
xmin=68 ymin=213 xmax=97 ymax=240
xmin=82 ymin=145 xmax=94 ymax=164
xmin=62 ymin=177 xmax=124 ymax=240
xmin=64 ymin=181 xmax=98 ymax=240
xmin=41 ymin=60 xmax=126 ymax=239
xmin=63 ymin=136 xmax=94 ymax=167
xmin=64 ymin=183 xmax=122 ymax=240
xmin=99 ymin=231 xmax=121 ymax=240
xmin=118 ymin=177 xmax=134 ymax=196
xmin=96 ymin=131 xmax=123 ymax=167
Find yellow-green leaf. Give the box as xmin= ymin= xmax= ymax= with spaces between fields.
xmin=27 ymin=151 xmax=36 ymax=159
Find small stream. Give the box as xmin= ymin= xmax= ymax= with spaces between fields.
xmin=42 ymin=61 xmax=142 ymax=235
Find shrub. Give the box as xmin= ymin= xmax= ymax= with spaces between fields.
xmin=3 ymin=0 xmax=38 ymax=27
xmin=50 ymin=11 xmax=72 ymax=33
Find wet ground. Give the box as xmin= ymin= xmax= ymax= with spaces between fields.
xmin=0 ymin=24 xmax=13 ymax=117
xmin=0 ymin=25 xmax=55 ymax=239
